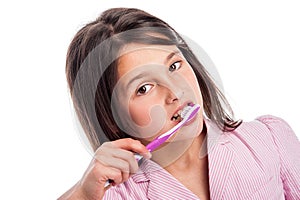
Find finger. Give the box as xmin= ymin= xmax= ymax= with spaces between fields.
xmin=97 ymin=166 xmax=123 ymax=186
xmin=110 ymin=149 xmax=139 ymax=173
xmin=95 ymin=147 xmax=138 ymax=172
xmin=94 ymin=154 xmax=130 ymax=175
xmin=121 ymin=170 xmax=130 ymax=184
xmin=112 ymin=138 xmax=152 ymax=159
xmin=95 ymin=142 xmax=140 ymax=173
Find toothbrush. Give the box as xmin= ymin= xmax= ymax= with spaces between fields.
xmin=145 ymin=103 xmax=201 ymax=152
xmin=104 ymin=103 xmax=201 ymax=187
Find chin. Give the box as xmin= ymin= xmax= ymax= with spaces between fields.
xmin=171 ymin=116 xmax=203 ymax=142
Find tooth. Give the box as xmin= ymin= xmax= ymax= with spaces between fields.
xmin=171 ymin=116 xmax=176 ymax=121
xmin=171 ymin=114 xmax=180 ymax=121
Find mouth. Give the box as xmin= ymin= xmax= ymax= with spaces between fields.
xmin=170 ymin=112 xmax=182 ymax=122
xmin=170 ymin=101 xmax=193 ymax=122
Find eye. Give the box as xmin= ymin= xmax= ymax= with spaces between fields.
xmin=136 ymin=84 xmax=153 ymax=96
xmin=169 ymin=61 xmax=181 ymax=72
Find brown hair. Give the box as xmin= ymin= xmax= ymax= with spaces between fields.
xmin=66 ymin=8 xmax=242 ymax=151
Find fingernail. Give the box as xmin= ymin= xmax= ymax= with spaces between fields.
xmin=145 ymin=152 xmax=152 ymax=159
xmin=140 ymin=151 xmax=152 ymax=159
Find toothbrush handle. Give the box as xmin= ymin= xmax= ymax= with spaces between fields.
xmin=146 ymin=134 xmax=173 ymax=152
xmin=146 ymin=120 xmax=185 ymax=152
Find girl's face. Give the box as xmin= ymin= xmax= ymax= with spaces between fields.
xmin=115 ymin=43 xmax=204 ymax=144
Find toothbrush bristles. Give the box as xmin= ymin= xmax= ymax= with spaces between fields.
xmin=180 ymin=105 xmax=193 ymax=119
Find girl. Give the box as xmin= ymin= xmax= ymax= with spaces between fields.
xmin=59 ymin=8 xmax=300 ymax=200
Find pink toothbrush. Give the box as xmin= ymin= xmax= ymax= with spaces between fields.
xmin=145 ymin=103 xmax=200 ymax=152
xmin=104 ymin=103 xmax=201 ymax=187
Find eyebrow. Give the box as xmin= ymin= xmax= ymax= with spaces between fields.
xmin=126 ymin=50 xmax=181 ymax=88
xmin=126 ymin=72 xmax=149 ymax=88
xmin=164 ymin=50 xmax=181 ymax=65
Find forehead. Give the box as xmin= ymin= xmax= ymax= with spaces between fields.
xmin=117 ymin=44 xmax=179 ymax=78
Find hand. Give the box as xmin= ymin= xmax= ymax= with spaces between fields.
xmin=58 ymin=138 xmax=151 ymax=200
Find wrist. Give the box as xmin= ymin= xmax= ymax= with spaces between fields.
xmin=58 ymin=182 xmax=88 ymax=200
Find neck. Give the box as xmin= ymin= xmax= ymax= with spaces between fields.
xmin=166 ymin=130 xmax=207 ymax=171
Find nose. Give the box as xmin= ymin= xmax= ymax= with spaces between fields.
xmin=165 ymin=88 xmax=184 ymax=104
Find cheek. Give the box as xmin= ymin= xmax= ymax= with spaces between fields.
xmin=191 ymin=77 xmax=202 ymax=101
xmin=183 ymin=68 xmax=203 ymax=101
xmin=129 ymin=100 xmax=152 ymax=126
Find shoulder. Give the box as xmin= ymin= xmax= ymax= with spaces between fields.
xmin=253 ymin=115 xmax=296 ymax=144
xmin=233 ymin=114 xmax=294 ymax=138
xmin=230 ymin=115 xmax=298 ymax=158
xmin=226 ymin=115 xmax=297 ymax=157
xmin=255 ymin=114 xmax=292 ymax=127
xmin=254 ymin=115 xmax=299 ymax=156
xmin=255 ymin=115 xmax=294 ymax=134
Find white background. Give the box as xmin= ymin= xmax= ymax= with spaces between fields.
xmin=0 ymin=0 xmax=299 ymax=199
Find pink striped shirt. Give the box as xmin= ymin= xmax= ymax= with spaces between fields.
xmin=103 ymin=115 xmax=300 ymax=199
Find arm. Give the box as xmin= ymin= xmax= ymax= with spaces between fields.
xmin=58 ymin=182 xmax=87 ymax=200
xmin=257 ymin=115 xmax=300 ymax=199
